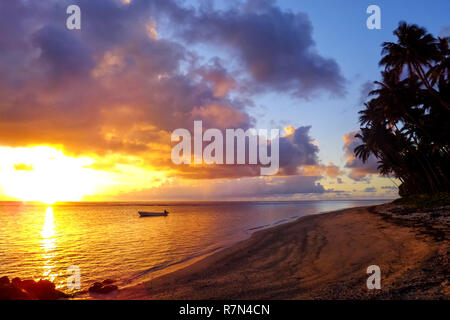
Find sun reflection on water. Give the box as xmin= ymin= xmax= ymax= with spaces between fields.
xmin=40 ymin=207 xmax=60 ymax=285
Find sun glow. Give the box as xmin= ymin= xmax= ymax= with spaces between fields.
xmin=0 ymin=146 xmax=109 ymax=204
xmin=0 ymin=145 xmax=169 ymax=203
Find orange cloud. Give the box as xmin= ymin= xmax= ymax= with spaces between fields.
xmin=0 ymin=1 xmax=347 ymax=201
xmin=302 ymin=162 xmax=343 ymax=178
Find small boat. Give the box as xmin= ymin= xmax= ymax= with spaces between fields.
xmin=138 ymin=210 xmax=169 ymax=217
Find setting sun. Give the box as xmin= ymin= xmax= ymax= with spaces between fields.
xmin=0 ymin=145 xmax=169 ymax=203
xmin=0 ymin=146 xmax=107 ymax=204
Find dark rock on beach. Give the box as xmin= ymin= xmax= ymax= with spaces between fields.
xmin=0 ymin=276 xmax=70 ymax=300
xmin=102 ymin=279 xmax=116 ymax=285
xmin=101 ymin=285 xmax=119 ymax=293
xmin=88 ymin=282 xmax=103 ymax=293
xmin=88 ymin=281 xmax=119 ymax=295
xmin=0 ymin=276 xmax=9 ymax=286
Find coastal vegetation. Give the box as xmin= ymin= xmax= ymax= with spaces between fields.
xmin=392 ymin=192 xmax=450 ymax=208
xmin=355 ymin=22 xmax=450 ymax=200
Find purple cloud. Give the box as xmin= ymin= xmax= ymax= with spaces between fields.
xmin=115 ymin=175 xmax=326 ymax=201
xmin=343 ymin=131 xmax=379 ymax=181
xmin=170 ymin=0 xmax=346 ymax=97
xmin=0 ymin=0 xmax=339 ymax=184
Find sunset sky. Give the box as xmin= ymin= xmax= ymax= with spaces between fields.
xmin=0 ymin=0 xmax=449 ymax=203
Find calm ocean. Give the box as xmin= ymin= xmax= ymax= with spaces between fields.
xmin=0 ymin=200 xmax=386 ymax=291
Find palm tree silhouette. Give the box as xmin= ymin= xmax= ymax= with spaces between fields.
xmin=380 ymin=22 xmax=450 ymax=110
xmin=355 ymin=22 xmax=450 ymax=197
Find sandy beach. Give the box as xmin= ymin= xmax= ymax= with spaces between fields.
xmin=112 ymin=205 xmax=449 ymax=299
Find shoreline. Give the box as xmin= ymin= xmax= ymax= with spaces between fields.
xmin=110 ymin=204 xmax=448 ymax=300
xmin=100 ymin=204 xmax=373 ymax=292
xmin=115 ymin=202 xmax=386 ymax=291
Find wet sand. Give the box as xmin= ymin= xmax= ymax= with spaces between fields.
xmin=113 ymin=205 xmax=449 ymax=299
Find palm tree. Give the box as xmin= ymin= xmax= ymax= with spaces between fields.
xmin=380 ymin=22 xmax=450 ymax=110
xmin=428 ymin=37 xmax=450 ymax=87
xmin=355 ymin=23 xmax=450 ymax=196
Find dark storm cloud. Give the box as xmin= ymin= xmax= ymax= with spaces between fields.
xmin=32 ymin=26 xmax=95 ymax=82
xmin=278 ymin=126 xmax=319 ymax=175
xmin=162 ymin=125 xmax=322 ymax=180
xmin=170 ymin=0 xmax=346 ymax=97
